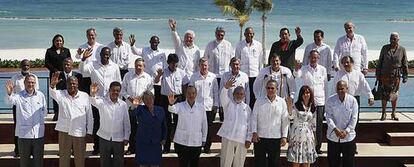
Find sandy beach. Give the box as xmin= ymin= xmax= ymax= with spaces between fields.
xmin=1 ymin=48 xmax=413 ymax=69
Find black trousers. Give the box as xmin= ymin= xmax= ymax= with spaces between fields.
xmin=175 ymin=143 xmax=201 ymax=167
xmin=315 ymin=105 xmax=325 ymax=151
xmin=12 ymin=105 xmax=18 ymax=154
xmin=120 ymin=68 xmax=129 ymax=79
xmin=92 ymin=106 xmax=100 ymax=151
xmin=127 ymin=108 xmax=137 ymax=153
xmin=249 ymin=77 xmax=256 ymax=109
xmin=354 ymin=96 xmax=360 ymax=151
xmin=327 ymin=139 xmax=356 ymax=167
xmin=253 ymin=138 xmax=281 ymax=167
xmin=160 ymin=94 xmax=184 ymax=152
xmin=80 ymin=77 xmax=91 ymax=94
xmin=203 ymin=110 xmax=217 ymax=152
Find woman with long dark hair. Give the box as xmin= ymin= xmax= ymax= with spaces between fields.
xmin=287 ymin=85 xmax=318 ymax=167
xmin=45 ymin=34 xmax=71 ymax=120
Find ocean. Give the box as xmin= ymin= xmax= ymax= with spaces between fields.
xmin=1 ymin=0 xmax=414 ymax=112
xmin=0 ymin=0 xmax=414 ymax=50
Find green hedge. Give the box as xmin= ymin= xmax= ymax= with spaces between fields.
xmin=0 ymin=58 xmax=79 ymax=68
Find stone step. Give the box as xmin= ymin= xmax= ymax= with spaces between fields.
xmin=386 ymin=132 xmax=414 ymax=146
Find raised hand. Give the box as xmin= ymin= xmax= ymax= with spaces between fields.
xmin=129 ymin=34 xmax=136 ymax=46
xmin=168 ymin=18 xmax=177 ymax=31
xmin=294 ymin=60 xmax=302 ymax=71
xmin=295 ymin=26 xmax=301 ymax=36
xmin=90 ymin=83 xmax=99 ymax=97
xmin=5 ymin=80 xmax=14 ymax=95
xmin=167 ymin=93 xmax=177 ymax=105
xmin=224 ymin=77 xmax=236 ymax=89
xmin=132 ymin=97 xmax=142 ymax=105
xmin=50 ymin=71 xmax=61 ymax=88
xmin=81 ymin=47 xmax=93 ymax=61
xmin=77 ymin=48 xmax=84 ymax=55
xmin=156 ymin=68 xmax=164 ymax=77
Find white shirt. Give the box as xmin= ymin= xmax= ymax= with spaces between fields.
xmin=188 ymin=71 xmax=219 ymax=111
xmin=294 ymin=64 xmax=328 ymax=106
xmin=6 ymin=90 xmax=47 ymax=138
xmin=160 ymin=67 xmax=189 ymax=96
xmin=326 ymin=93 xmax=358 ymax=143
xmin=332 ymin=70 xmax=373 ymax=98
xmin=303 ymin=42 xmax=333 ymax=74
xmin=204 ymin=39 xmax=234 ymax=78
xmin=251 ymin=96 xmax=289 ymax=139
xmin=169 ymin=101 xmax=208 ymax=147
xmin=333 ymin=34 xmax=368 ymax=71
xmin=50 ymin=88 xmax=93 ymax=137
xmin=121 ymin=71 xmax=154 ymax=108
xmin=11 ymin=73 xmax=39 ymax=92
xmin=171 ymin=31 xmax=201 ymax=76
xmin=253 ymin=66 xmax=296 ymax=100
xmin=217 ymin=88 xmax=252 ymax=144
xmin=131 ymin=46 xmax=167 ymax=85
xmin=75 ymin=42 xmax=104 ymax=77
xmin=80 ymin=61 xmax=122 ymax=96
xmin=220 ymin=71 xmax=250 ymax=105
xmin=235 ymin=39 xmax=264 ymax=77
xmin=90 ymin=96 xmax=131 ymax=142
xmin=107 ymin=41 xmax=133 ymax=70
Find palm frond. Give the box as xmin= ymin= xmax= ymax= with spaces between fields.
xmin=251 ymin=0 xmax=273 ymax=13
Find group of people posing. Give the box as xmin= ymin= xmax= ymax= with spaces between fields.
xmin=5 ymin=19 xmax=408 ymax=167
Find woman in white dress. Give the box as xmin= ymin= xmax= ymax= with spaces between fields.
xmin=287 ymin=85 xmax=318 ymax=167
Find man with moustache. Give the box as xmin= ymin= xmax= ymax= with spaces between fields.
xmin=50 ymin=73 xmax=93 ymax=167
xmin=107 ymin=27 xmax=133 ymax=78
xmin=333 ymin=21 xmax=368 ymax=75
xmin=169 ymin=18 xmax=201 ymax=76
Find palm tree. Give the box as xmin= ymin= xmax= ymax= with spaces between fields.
xmin=252 ymin=0 xmax=273 ymax=58
xmin=214 ymin=0 xmax=253 ymax=41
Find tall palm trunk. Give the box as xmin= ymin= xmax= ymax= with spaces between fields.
xmin=239 ymin=23 xmax=243 ymax=41
xmin=262 ymin=14 xmax=266 ymax=62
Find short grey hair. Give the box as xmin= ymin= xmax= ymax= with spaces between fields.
xmin=142 ymin=91 xmax=155 ymax=100
xmin=113 ymin=27 xmax=123 ymax=34
xmin=184 ymin=30 xmax=195 ymax=38
xmin=86 ymin=27 xmax=96 ymax=34
xmin=233 ymin=86 xmax=245 ymax=95
xmin=390 ymin=32 xmax=399 ymax=38
xmin=216 ymin=26 xmax=225 ymax=33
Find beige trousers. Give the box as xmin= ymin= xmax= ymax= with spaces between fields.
xmin=58 ymin=132 xmax=86 ymax=167
xmin=220 ymin=138 xmax=247 ymax=167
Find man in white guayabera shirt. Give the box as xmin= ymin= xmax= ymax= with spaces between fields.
xmin=333 ymin=21 xmax=368 ymax=75
xmin=107 ymin=27 xmax=133 ymax=79
xmin=251 ymin=80 xmax=289 ymax=167
xmin=218 ymin=78 xmax=252 ymax=167
xmin=188 ymin=57 xmax=219 ymax=154
xmin=90 ymin=81 xmax=130 ymax=167
xmin=235 ymin=27 xmax=264 ymax=108
xmin=326 ymin=80 xmax=358 ymax=167
xmin=5 ymin=74 xmax=46 ymax=167
xmin=294 ymin=50 xmax=328 ymax=154
xmin=79 ymin=47 xmax=122 ymax=155
xmin=9 ymin=59 xmax=39 ymax=157
xmin=169 ymin=18 xmax=201 ymax=76
xmin=75 ymin=27 xmax=104 ymax=94
xmin=303 ymin=29 xmax=333 ymax=81
xmin=50 ymin=73 xmax=93 ymax=167
xmin=121 ymin=58 xmax=154 ymax=155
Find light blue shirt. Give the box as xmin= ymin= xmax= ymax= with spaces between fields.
xmin=325 ymin=93 xmax=358 ymax=143
xmin=5 ymin=90 xmax=47 ymax=139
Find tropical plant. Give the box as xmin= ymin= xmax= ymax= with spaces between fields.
xmin=252 ymin=0 xmax=273 ymax=56
xmin=214 ymin=0 xmax=253 ymax=41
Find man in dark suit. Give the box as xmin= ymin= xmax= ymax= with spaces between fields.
xmin=53 ymin=58 xmax=83 ymax=121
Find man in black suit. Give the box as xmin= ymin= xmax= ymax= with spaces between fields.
xmin=53 ymin=58 xmax=83 ymax=121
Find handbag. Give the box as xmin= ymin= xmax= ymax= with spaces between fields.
xmin=371 ymin=80 xmax=383 ymax=100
